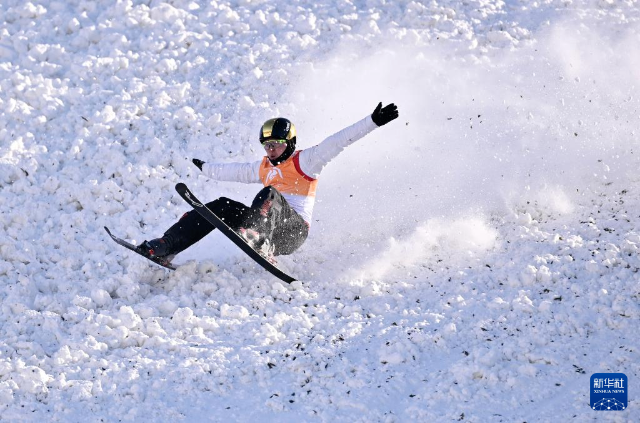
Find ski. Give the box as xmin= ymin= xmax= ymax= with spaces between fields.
xmin=175 ymin=182 xmax=297 ymax=283
xmin=104 ymin=226 xmax=176 ymax=270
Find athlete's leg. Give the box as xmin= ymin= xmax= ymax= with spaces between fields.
xmin=144 ymin=197 xmax=254 ymax=256
xmin=250 ymin=186 xmax=309 ymax=256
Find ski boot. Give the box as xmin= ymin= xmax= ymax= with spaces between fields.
xmin=259 ymin=238 xmax=277 ymax=264
xmin=238 ymin=227 xmax=262 ymax=248
xmin=137 ymin=237 xmax=176 ymax=265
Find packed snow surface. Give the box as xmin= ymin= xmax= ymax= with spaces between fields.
xmin=1 ymin=0 xmax=639 ymax=421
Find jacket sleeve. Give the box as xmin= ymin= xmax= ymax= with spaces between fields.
xmin=297 ymin=115 xmax=378 ymax=178
xmin=201 ymin=160 xmax=262 ymax=184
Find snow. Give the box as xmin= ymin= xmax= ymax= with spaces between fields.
xmin=1 ymin=0 xmax=639 ymax=421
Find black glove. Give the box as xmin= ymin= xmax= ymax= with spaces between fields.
xmin=192 ymin=158 xmax=205 ymax=171
xmin=371 ymin=102 xmax=399 ymax=126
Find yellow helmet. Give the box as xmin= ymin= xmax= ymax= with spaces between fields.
xmin=259 ymin=117 xmax=296 ymax=144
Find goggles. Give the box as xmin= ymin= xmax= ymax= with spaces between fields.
xmin=262 ymin=139 xmax=287 ymax=150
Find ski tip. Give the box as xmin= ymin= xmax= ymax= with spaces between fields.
xmin=175 ymin=182 xmax=186 ymax=191
xmin=104 ymin=226 xmax=111 ymax=235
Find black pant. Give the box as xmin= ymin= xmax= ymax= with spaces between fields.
xmin=164 ymin=186 xmax=309 ymax=256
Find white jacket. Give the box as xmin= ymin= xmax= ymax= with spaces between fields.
xmin=201 ymin=115 xmax=379 ymax=223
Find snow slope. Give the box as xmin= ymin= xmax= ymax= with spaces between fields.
xmin=1 ymin=0 xmax=639 ymax=421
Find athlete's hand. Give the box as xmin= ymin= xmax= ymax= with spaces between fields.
xmin=192 ymin=158 xmax=205 ymax=170
xmin=371 ymin=102 xmax=399 ymax=126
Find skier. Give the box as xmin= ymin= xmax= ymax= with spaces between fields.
xmin=138 ymin=102 xmax=399 ymax=262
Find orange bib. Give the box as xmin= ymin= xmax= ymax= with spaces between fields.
xmin=258 ymin=151 xmax=318 ymax=222
xmin=259 ymin=151 xmax=317 ymax=196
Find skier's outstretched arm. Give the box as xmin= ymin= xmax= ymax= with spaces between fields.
xmin=191 ymin=158 xmax=262 ymax=184
xmin=298 ymin=102 xmax=399 ymax=178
